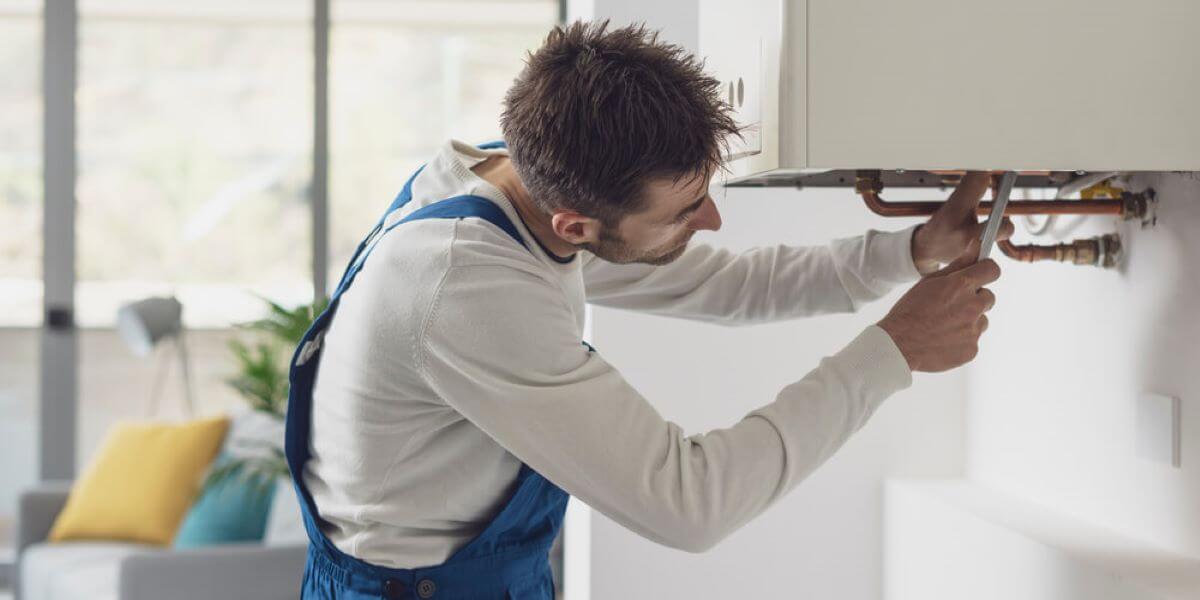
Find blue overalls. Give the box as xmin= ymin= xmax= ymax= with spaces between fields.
xmin=284 ymin=142 xmax=570 ymax=599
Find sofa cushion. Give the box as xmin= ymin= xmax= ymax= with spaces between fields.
xmin=48 ymin=416 xmax=230 ymax=545
xmin=173 ymin=455 xmax=276 ymax=549
xmin=174 ymin=410 xmax=283 ymax=549
xmin=20 ymin=542 xmax=155 ymax=600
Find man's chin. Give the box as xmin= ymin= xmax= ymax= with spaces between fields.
xmin=638 ymin=241 xmax=690 ymax=266
xmin=586 ymin=237 xmax=691 ymax=266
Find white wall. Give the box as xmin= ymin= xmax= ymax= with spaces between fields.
xmin=887 ymin=178 xmax=1200 ymax=597
xmin=884 ymin=481 xmax=1177 ymax=600
xmin=571 ymin=0 xmax=698 ymax=50
xmin=966 ymin=173 xmax=1200 ymax=555
xmin=588 ymin=185 xmax=967 ymax=599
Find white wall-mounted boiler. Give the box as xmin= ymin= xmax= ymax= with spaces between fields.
xmin=701 ymin=0 xmax=1200 ymax=184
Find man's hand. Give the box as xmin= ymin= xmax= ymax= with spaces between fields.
xmin=910 ymin=172 xmax=1015 ymax=275
xmin=878 ymin=241 xmax=1000 ymax=372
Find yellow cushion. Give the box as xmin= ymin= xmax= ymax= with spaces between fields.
xmin=48 ymin=416 xmax=231 ymax=546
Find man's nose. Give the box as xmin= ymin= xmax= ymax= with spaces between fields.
xmin=688 ymin=196 xmax=722 ymax=232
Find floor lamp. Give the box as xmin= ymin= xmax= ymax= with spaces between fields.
xmin=116 ymin=296 xmax=195 ymax=416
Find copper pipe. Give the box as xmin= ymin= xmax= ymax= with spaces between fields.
xmin=998 ymin=234 xmax=1121 ymax=268
xmin=858 ymin=189 xmax=1125 ymax=218
xmin=998 ymin=239 xmax=1057 ymax=262
xmin=854 ymin=171 xmax=1141 ymax=218
xmin=852 ymin=171 xmax=1133 ymax=269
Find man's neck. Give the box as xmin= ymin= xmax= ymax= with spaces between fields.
xmin=470 ymin=156 xmax=578 ymax=260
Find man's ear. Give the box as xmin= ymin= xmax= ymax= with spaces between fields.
xmin=550 ymin=211 xmax=603 ymax=245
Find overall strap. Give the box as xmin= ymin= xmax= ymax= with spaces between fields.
xmin=333 ymin=140 xmax=510 ymax=297
xmin=332 ymin=194 xmax=528 ymax=306
xmin=402 ymin=196 xmax=526 ymax=251
xmin=294 ymin=192 xmax=528 ymax=377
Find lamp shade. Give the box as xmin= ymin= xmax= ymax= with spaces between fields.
xmin=117 ymin=296 xmax=183 ymax=357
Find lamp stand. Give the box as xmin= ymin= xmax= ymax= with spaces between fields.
xmin=177 ymin=329 xmax=195 ymax=416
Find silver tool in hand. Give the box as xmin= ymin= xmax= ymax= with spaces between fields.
xmin=978 ymin=171 xmax=1017 ymax=260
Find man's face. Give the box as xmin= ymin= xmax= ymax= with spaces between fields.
xmin=582 ymin=171 xmax=723 ymax=265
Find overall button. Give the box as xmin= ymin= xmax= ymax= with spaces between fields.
xmin=382 ymin=579 xmax=405 ymax=599
xmin=416 ymin=578 xmax=437 ymax=598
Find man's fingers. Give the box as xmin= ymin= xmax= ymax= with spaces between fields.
xmin=977 ymin=216 xmax=1015 ymax=240
xmin=958 ymin=259 xmax=1001 ymax=287
xmin=997 ymin=217 xmax=1015 ymax=242
xmin=941 ymin=171 xmax=992 ymax=219
xmin=976 ymin=287 xmax=996 ymax=312
xmin=935 ymin=238 xmax=983 ymax=275
xmin=969 ymin=216 xmax=1015 ymax=246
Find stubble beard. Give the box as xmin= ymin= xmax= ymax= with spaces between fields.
xmin=583 ymin=227 xmax=694 ymax=266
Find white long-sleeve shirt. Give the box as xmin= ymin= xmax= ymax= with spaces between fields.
xmin=304 ymin=140 xmax=921 ymax=568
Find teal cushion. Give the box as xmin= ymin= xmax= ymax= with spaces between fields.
xmin=173 ymin=457 xmax=276 ymax=548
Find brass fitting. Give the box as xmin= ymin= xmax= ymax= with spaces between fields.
xmin=998 ymin=233 xmax=1122 ymax=268
xmin=1060 ymin=234 xmax=1121 ymax=267
xmin=1120 ymin=190 xmax=1157 ymax=227
xmin=854 ymin=170 xmax=884 ymax=194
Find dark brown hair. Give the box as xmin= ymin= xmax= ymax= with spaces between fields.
xmin=500 ymin=20 xmax=741 ymax=225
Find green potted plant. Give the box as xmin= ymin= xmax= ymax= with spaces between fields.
xmin=174 ymin=297 xmax=326 ymax=548
xmin=203 ymin=297 xmax=327 ymax=498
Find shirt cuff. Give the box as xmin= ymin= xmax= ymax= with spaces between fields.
xmin=867 ymin=225 xmax=924 ymax=284
xmin=833 ymin=325 xmax=913 ymax=410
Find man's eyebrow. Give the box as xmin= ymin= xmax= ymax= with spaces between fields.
xmin=671 ymin=195 xmax=707 ymax=221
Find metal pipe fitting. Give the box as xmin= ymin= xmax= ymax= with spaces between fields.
xmin=998 ymin=234 xmax=1122 ymax=268
xmin=854 ymin=170 xmax=1145 ymax=219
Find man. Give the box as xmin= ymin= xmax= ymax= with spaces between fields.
xmin=285 ymin=21 xmax=1009 ymax=599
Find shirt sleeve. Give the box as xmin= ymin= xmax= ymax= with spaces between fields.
xmin=581 ymin=225 xmax=923 ymax=325
xmin=417 ymin=263 xmax=913 ymax=552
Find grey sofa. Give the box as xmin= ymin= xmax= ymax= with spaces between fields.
xmin=16 ymin=481 xmax=307 ymax=600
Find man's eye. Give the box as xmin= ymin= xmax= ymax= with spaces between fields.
xmin=674 ymin=211 xmax=694 ymax=224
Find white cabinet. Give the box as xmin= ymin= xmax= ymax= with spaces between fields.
xmin=701 ymin=0 xmax=1200 ymax=181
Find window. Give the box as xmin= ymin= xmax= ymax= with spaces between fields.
xmin=75 ymin=0 xmax=313 ymax=460
xmin=0 ymin=0 xmax=41 ymax=327
xmin=328 ymin=0 xmax=558 ymax=285
xmin=77 ymin=0 xmax=314 ymax=328
xmin=0 ymin=0 xmax=41 ymax=559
